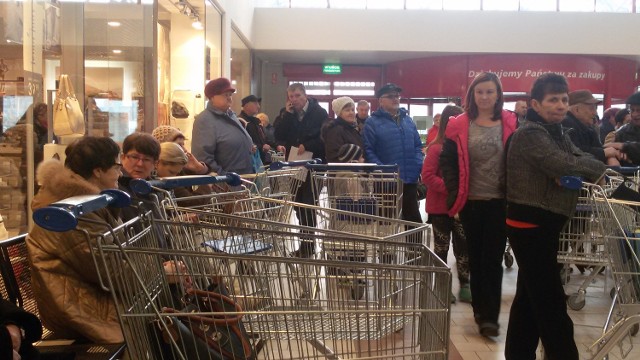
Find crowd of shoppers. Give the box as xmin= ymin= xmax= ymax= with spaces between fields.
xmin=14 ymin=72 xmax=640 ymax=360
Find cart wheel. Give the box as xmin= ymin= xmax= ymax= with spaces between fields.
xmin=504 ymin=253 xmax=514 ymax=268
xmin=567 ymin=293 xmax=586 ymax=310
xmin=631 ymin=324 xmax=639 ymax=337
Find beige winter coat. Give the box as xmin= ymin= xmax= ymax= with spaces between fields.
xmin=27 ymin=159 xmax=124 ymax=343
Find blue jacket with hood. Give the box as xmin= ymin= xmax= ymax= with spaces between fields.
xmin=362 ymin=107 xmax=423 ymax=184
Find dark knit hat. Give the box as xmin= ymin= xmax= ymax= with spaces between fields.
xmin=626 ymin=92 xmax=640 ymax=105
xmin=204 ymin=77 xmax=235 ymax=99
xmin=337 ymin=144 xmax=363 ymax=163
xmin=241 ymin=95 xmax=262 ymax=107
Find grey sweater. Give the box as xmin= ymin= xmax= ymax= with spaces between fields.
xmin=191 ymin=102 xmax=254 ymax=175
xmin=506 ymin=111 xmax=606 ymax=221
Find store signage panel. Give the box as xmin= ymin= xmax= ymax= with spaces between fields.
xmin=468 ymin=54 xmax=609 ymax=93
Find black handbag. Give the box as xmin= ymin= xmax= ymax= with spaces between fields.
xmin=155 ymin=278 xmax=255 ymax=360
xmin=610 ymin=180 xmax=640 ymax=212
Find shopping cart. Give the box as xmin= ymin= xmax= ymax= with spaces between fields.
xmin=129 ymin=172 xmax=434 ymax=295
xmin=557 ymin=169 xmax=640 ymax=310
xmin=307 ymin=163 xmax=402 ymax=222
xmin=34 ymin=193 xmax=453 ymax=360
xmin=268 ymin=150 xmax=286 ymax=163
xmin=557 ymin=182 xmax=609 ymax=310
xmin=552 ymin=180 xmax=640 ymax=359
xmin=243 ymin=158 xmax=321 ymax=202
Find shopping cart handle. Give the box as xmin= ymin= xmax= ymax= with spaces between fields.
xmin=32 ymin=189 xmax=131 ymax=232
xmin=269 ymin=158 xmax=322 ymax=171
xmin=306 ymin=163 xmax=399 ymax=173
xmin=129 ymin=174 xmax=242 ymax=195
xmin=607 ymin=166 xmax=640 ymax=176
xmin=559 ymin=176 xmax=583 ymax=190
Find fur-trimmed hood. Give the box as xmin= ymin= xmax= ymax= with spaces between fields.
xmin=31 ymin=159 xmax=100 ymax=210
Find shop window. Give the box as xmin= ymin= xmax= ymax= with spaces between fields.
xmin=406 ymin=0 xmax=444 ymax=9
xmin=409 ymin=104 xmax=430 ymax=136
xmin=482 ymin=0 xmax=520 ymax=10
xmin=443 ymin=0 xmax=481 ymax=10
xmin=289 ymin=81 xmax=332 ymax=96
xmin=330 ymin=0 xmax=367 ymax=8
xmin=596 ymin=0 xmax=633 ymax=12
xmin=520 ymin=0 xmax=558 ymax=11
xmin=367 ymin=0 xmax=405 ymax=9
xmin=559 ymin=0 xmax=595 ymax=11
xmin=333 ymin=81 xmax=375 ymax=96
xmin=291 ymin=0 xmax=327 ymax=8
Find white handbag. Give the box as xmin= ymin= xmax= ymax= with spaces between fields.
xmin=53 ymin=74 xmax=85 ymax=136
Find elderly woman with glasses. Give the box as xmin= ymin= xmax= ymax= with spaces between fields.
xmin=27 ymin=136 xmax=125 ymax=343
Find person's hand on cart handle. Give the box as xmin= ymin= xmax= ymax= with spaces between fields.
xmin=297 ymin=144 xmax=306 ymax=155
xmin=276 ymin=145 xmax=286 ymax=153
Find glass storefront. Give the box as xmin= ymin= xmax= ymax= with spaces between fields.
xmin=0 ymin=0 xmax=232 ymax=236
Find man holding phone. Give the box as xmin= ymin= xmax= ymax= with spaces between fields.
xmin=275 ymin=82 xmax=329 ymax=257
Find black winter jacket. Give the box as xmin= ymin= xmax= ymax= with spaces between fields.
xmin=561 ymin=111 xmax=606 ymax=162
xmin=274 ymin=98 xmax=328 ymax=161
xmin=322 ymin=117 xmax=363 ymax=162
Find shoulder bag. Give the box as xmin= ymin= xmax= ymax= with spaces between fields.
xmin=53 ymin=74 xmax=85 ymax=136
xmin=154 ymin=277 xmax=255 ymax=360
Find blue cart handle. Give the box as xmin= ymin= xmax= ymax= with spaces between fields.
xmin=269 ymin=158 xmax=322 ymax=171
xmin=306 ymin=163 xmax=399 ymax=173
xmin=559 ymin=176 xmax=583 ymax=190
xmin=606 ymin=166 xmax=640 ymax=176
xmin=129 ymin=174 xmax=242 ymax=195
xmin=32 ymin=189 xmax=131 ymax=232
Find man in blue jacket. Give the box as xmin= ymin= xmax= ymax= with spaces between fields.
xmin=363 ymin=83 xmax=424 ymax=224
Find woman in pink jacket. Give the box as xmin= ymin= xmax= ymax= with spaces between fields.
xmin=439 ymin=72 xmax=517 ymax=338
xmin=422 ymin=104 xmax=470 ymax=303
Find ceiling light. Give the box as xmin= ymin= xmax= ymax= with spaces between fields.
xmin=192 ymin=18 xmax=203 ymax=30
xmin=112 ymin=49 xmax=122 ymax=54
xmin=107 ymin=21 xmax=121 ymax=27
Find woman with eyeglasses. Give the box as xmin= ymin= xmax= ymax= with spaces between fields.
xmin=27 ymin=136 xmax=125 ymax=343
xmin=440 ymin=72 xmax=517 ymax=338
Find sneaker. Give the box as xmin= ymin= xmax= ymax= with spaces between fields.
xmin=458 ymin=284 xmax=472 ymax=303
xmin=479 ymin=322 xmax=500 ymax=337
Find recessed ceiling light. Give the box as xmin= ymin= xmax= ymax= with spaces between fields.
xmin=107 ymin=21 xmax=121 ymax=27
xmin=112 ymin=49 xmax=122 ymax=54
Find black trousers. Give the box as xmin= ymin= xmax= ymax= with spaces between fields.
xmin=402 ymin=183 xmax=424 ymax=247
xmin=459 ymin=199 xmax=507 ymax=325
xmin=294 ymin=173 xmax=317 ymax=255
xmin=505 ymin=219 xmax=578 ymax=360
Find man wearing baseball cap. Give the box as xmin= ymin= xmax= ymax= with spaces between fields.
xmin=240 ymin=95 xmax=271 ymax=163
xmin=561 ymin=89 xmax=622 ymax=165
xmin=362 ymin=83 xmax=423 ymax=225
xmin=191 ymin=77 xmax=254 ymax=175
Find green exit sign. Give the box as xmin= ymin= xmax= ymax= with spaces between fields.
xmin=323 ymin=64 xmax=342 ymax=74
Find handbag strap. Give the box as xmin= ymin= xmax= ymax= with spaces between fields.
xmin=163 ymin=287 xmax=244 ymax=325
xmin=57 ymin=74 xmax=69 ymax=99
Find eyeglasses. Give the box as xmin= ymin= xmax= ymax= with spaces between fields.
xmin=381 ymin=94 xmax=401 ymax=100
xmin=125 ymin=153 xmax=155 ymax=165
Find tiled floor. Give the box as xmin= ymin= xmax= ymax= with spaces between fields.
xmin=445 ymin=249 xmax=640 ymax=360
